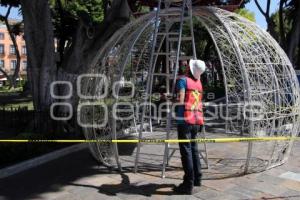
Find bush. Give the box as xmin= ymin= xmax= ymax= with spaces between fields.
xmin=0 ymin=132 xmax=76 ymax=168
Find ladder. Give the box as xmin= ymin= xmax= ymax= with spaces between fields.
xmin=133 ymin=0 xmax=209 ymax=175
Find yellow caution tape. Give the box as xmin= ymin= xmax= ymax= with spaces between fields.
xmin=0 ymin=137 xmax=299 ymax=143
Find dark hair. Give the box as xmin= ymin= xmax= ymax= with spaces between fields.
xmin=187 ymin=68 xmax=198 ymax=80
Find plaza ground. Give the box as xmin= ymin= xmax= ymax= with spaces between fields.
xmin=0 ymin=135 xmax=299 ymax=200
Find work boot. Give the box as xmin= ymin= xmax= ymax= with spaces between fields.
xmin=173 ymin=183 xmax=193 ymax=195
xmin=194 ymin=180 xmax=201 ymax=186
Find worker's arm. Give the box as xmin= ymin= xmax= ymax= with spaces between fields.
xmin=178 ymin=89 xmax=185 ymax=104
xmin=176 ymin=78 xmax=186 ymax=104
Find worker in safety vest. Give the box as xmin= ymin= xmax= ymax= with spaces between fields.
xmin=173 ymin=59 xmax=206 ymax=195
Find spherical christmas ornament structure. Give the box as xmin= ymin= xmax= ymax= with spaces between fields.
xmin=79 ymin=6 xmax=300 ymax=175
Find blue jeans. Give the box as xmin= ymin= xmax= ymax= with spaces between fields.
xmin=177 ymin=123 xmax=202 ymax=188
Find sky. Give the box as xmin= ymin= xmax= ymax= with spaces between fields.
xmin=0 ymin=6 xmax=22 ymax=20
xmin=0 ymin=1 xmax=280 ymax=29
xmin=245 ymin=0 xmax=280 ymax=29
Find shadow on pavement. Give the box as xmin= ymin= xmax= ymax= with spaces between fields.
xmin=70 ymin=173 xmax=175 ymax=197
xmin=0 ymin=148 xmax=117 ymax=200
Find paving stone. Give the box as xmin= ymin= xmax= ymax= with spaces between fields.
xmin=254 ymin=193 xmax=277 ymax=199
xmin=52 ymin=192 xmax=82 ymax=200
xmin=67 ymin=184 xmax=100 ymax=196
xmin=36 ymin=190 xmax=73 ymax=200
xmin=165 ymin=195 xmax=200 ymax=200
xmin=116 ymin=189 xmax=151 ymax=200
xmin=280 ymin=189 xmax=300 ymax=199
xmin=256 ymin=174 xmax=286 ymax=185
xmin=265 ymin=168 xmax=287 ymax=177
xmin=207 ymin=193 xmax=241 ymax=200
xmin=74 ymin=175 xmax=118 ymax=186
xmin=203 ymin=179 xmax=237 ymax=192
xmin=121 ymin=182 xmax=175 ymax=197
xmin=142 ymin=195 xmax=166 ymax=200
xmin=279 ymin=172 xmax=300 ymax=182
xmin=193 ymin=186 xmax=223 ymax=199
xmin=66 ymin=184 xmax=121 ymax=200
xmin=226 ymin=185 xmax=264 ymax=199
xmin=82 ymin=193 xmax=123 ymax=200
xmin=240 ymin=180 xmax=291 ymax=196
xmin=281 ymin=180 xmax=300 ymax=192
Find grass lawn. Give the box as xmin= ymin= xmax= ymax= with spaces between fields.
xmin=0 ymin=86 xmax=23 ymax=93
xmin=0 ymin=89 xmax=34 ymax=110
xmin=1 ymin=101 xmax=34 ymax=110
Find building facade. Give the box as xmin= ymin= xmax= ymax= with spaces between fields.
xmin=0 ymin=21 xmax=27 ymax=81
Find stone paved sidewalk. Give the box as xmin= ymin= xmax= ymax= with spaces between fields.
xmin=0 ymin=140 xmax=300 ymax=200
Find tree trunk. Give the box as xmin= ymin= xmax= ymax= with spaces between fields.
xmin=19 ymin=0 xmax=131 ymax=133
xmin=279 ymin=0 xmax=286 ymax=50
xmin=297 ymin=40 xmax=300 ymax=69
xmin=4 ymin=17 xmax=21 ymax=88
xmin=58 ymin=0 xmax=131 ymax=109
xmin=20 ymin=0 xmax=57 ymax=111
xmin=266 ymin=17 xmax=279 ymax=41
xmin=287 ymin=1 xmax=300 ymax=66
xmin=61 ymin=0 xmax=131 ymax=74
xmin=48 ymin=0 xmax=131 ymax=133
xmin=254 ymin=0 xmax=278 ymax=41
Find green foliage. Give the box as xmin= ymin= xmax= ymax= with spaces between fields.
xmin=50 ymin=0 xmax=104 ymax=23
xmin=0 ymin=86 xmax=23 ymax=93
xmin=64 ymin=0 xmax=104 ymax=23
xmin=271 ymin=9 xmax=292 ymax=43
xmin=137 ymin=5 xmax=150 ymax=13
xmin=235 ymin=8 xmax=256 ymax=22
xmin=49 ymin=0 xmax=106 ymax=65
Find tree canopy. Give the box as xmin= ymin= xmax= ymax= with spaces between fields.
xmin=235 ymin=8 xmax=256 ymax=22
xmin=254 ymin=0 xmax=299 ymax=67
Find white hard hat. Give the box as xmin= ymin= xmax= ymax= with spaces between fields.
xmin=189 ymin=59 xmax=206 ymax=79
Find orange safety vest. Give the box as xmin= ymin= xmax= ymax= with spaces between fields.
xmin=184 ymin=77 xmax=204 ymax=125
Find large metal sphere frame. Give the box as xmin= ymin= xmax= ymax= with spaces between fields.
xmin=79 ymin=5 xmax=300 ymax=176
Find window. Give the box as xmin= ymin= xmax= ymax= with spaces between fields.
xmin=0 ymin=60 xmax=4 ymax=68
xmin=0 ymin=33 xmax=4 ymax=40
xmin=10 ymin=60 xmax=17 ymax=70
xmin=10 ymin=45 xmax=16 ymax=55
xmin=0 ymin=44 xmax=4 ymax=54
xmin=22 ymin=45 xmax=27 ymax=55
xmin=22 ymin=60 xmax=27 ymax=70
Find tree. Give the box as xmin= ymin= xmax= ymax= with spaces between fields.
xmin=253 ymin=0 xmax=300 ymax=67
xmin=18 ymin=0 xmax=131 ymax=114
xmin=240 ymin=0 xmax=251 ymax=8
xmin=284 ymin=0 xmax=300 ymax=67
xmin=20 ymin=0 xmax=57 ymax=111
xmin=270 ymin=9 xmax=291 ymax=50
xmin=235 ymin=8 xmax=256 ymax=22
xmin=253 ymin=0 xmax=278 ymax=39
